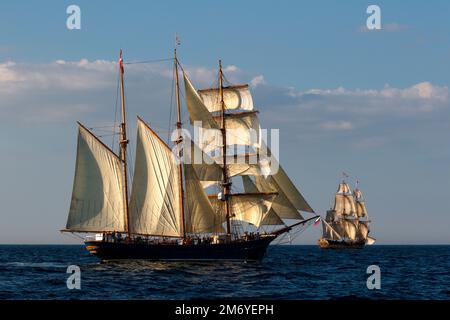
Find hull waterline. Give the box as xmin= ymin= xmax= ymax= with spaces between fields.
xmin=85 ymin=235 xmax=276 ymax=261
xmin=318 ymin=238 xmax=366 ymax=249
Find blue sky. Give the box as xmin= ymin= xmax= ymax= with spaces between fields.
xmin=0 ymin=0 xmax=449 ymax=244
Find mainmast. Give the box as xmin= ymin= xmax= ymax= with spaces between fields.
xmin=219 ymin=60 xmax=232 ymax=237
xmin=174 ymin=48 xmax=186 ymax=240
xmin=119 ymin=49 xmax=131 ymax=238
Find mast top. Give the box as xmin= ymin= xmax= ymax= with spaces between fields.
xmin=119 ymin=49 xmax=124 ymax=74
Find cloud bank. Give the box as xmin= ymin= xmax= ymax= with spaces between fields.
xmin=0 ymin=59 xmax=448 ymax=152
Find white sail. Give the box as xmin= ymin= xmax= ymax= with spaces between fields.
xmin=129 ymin=119 xmax=182 ymax=237
xmin=66 ymin=124 xmax=126 ymax=232
xmin=356 ymin=200 xmax=368 ymax=218
xmin=184 ymin=163 xmax=225 ymax=234
xmin=261 ymin=209 xmax=284 ymax=225
xmin=253 ymin=176 xmax=304 ymax=219
xmin=259 ymin=141 xmax=314 ymax=213
xmin=331 ymin=221 xmax=345 ymax=238
xmin=334 ymin=194 xmax=356 ymax=216
xmin=358 ymin=221 xmax=369 ymax=240
xmin=342 ymin=220 xmax=357 ymax=240
xmin=242 ymin=176 xmax=284 ymax=225
xmin=353 ymin=188 xmax=362 ymax=199
xmin=210 ymin=194 xmax=275 ymax=228
xmin=200 ymin=112 xmax=261 ymax=152
xmin=366 ymin=236 xmax=376 ymax=245
xmin=217 ymin=154 xmax=269 ymax=177
xmin=322 ymin=220 xmax=342 ymax=240
xmin=337 ymin=182 xmax=350 ymax=194
xmin=183 ymin=73 xmax=220 ymax=129
xmin=200 ymin=154 xmax=271 ymax=189
xmin=198 ymin=85 xmax=254 ymax=112
xmin=182 ymin=136 xmax=223 ymax=183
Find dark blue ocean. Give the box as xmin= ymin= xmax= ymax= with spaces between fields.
xmin=0 ymin=245 xmax=449 ymax=300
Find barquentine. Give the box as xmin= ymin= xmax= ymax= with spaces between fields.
xmin=61 ymin=48 xmax=319 ymax=261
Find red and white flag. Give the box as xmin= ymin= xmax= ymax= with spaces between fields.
xmin=119 ymin=50 xmax=124 ymax=74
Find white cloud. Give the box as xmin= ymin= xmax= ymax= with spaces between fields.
xmin=1 ymin=58 xmax=448 ymax=153
xmin=224 ymin=65 xmax=239 ymax=73
xmin=256 ymin=80 xmax=450 ymax=152
xmin=299 ymin=82 xmax=448 ymax=101
xmin=0 ymin=59 xmax=177 ymax=124
xmin=320 ymin=121 xmax=353 ymax=131
xmin=250 ymin=75 xmax=265 ymax=88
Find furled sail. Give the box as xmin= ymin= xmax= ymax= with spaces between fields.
xmin=184 ymin=163 xmax=225 ymax=233
xmin=198 ymin=85 xmax=254 ymax=113
xmin=334 ymin=194 xmax=356 ymax=216
xmin=128 ymin=118 xmax=182 ymax=237
xmin=66 ymin=124 xmax=126 ymax=232
xmin=322 ymin=220 xmax=342 ymax=241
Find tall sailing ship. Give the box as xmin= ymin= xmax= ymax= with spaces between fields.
xmin=318 ymin=180 xmax=375 ymax=249
xmin=61 ymin=49 xmax=318 ymax=261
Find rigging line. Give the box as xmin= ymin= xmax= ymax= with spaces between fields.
xmin=124 ymin=58 xmax=172 ymax=65
xmin=98 ymin=133 xmax=119 ymax=138
xmin=89 ymin=125 xmax=117 ymax=129
xmin=91 ymin=128 xmax=121 ymax=133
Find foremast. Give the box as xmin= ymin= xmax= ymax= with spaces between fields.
xmin=119 ymin=49 xmax=131 ymax=238
xmin=174 ymin=48 xmax=186 ymax=240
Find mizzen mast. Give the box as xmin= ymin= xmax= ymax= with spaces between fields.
xmin=219 ymin=60 xmax=232 ymax=237
xmin=174 ymin=48 xmax=186 ymax=240
xmin=119 ymin=49 xmax=131 ymax=238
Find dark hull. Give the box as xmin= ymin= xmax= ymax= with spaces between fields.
xmin=318 ymin=238 xmax=366 ymax=249
xmin=85 ymin=235 xmax=277 ymax=261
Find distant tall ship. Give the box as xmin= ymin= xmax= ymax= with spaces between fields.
xmin=61 ymin=49 xmax=318 ymax=261
xmin=318 ymin=179 xmax=375 ymax=249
